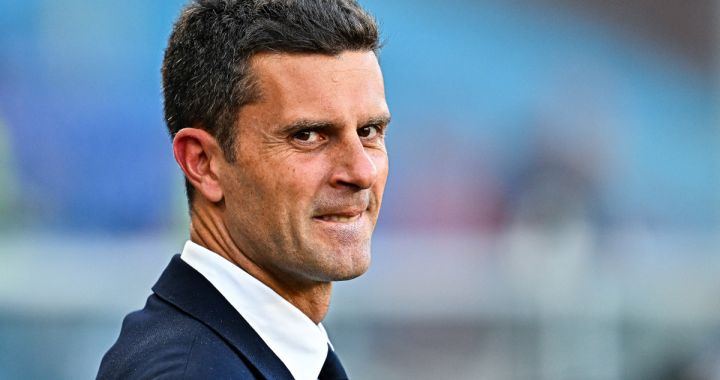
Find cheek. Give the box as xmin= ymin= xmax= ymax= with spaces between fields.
xmin=266 ymin=159 xmax=328 ymax=207
xmin=370 ymin=151 xmax=389 ymax=202
xmin=371 ymin=151 xmax=389 ymax=181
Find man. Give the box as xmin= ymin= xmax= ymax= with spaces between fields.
xmin=97 ymin=0 xmax=389 ymax=379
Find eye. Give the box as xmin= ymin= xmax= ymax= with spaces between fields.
xmin=293 ymin=130 xmax=321 ymax=143
xmin=358 ymin=125 xmax=379 ymax=139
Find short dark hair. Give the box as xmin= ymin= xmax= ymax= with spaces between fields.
xmin=162 ymin=0 xmax=380 ymax=203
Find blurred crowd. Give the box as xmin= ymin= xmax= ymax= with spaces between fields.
xmin=0 ymin=0 xmax=718 ymax=379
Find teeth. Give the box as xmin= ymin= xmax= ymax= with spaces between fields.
xmin=321 ymin=215 xmax=354 ymax=222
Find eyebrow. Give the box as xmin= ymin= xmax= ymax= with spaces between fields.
xmin=365 ymin=114 xmax=392 ymax=129
xmin=280 ymin=120 xmax=335 ymax=135
xmin=280 ymin=114 xmax=392 ymax=135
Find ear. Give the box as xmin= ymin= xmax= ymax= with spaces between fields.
xmin=172 ymin=128 xmax=225 ymax=203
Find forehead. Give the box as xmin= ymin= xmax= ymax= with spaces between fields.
xmin=247 ymin=51 xmax=387 ymax=120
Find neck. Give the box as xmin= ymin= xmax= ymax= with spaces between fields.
xmin=188 ymin=199 xmax=331 ymax=324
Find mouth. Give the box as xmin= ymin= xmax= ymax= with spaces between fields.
xmin=312 ymin=208 xmax=371 ymax=243
xmin=315 ymin=212 xmax=363 ymax=223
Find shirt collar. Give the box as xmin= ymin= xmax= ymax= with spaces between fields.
xmin=180 ymin=240 xmax=330 ymax=380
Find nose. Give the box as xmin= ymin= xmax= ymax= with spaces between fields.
xmin=330 ymin=136 xmax=378 ymax=190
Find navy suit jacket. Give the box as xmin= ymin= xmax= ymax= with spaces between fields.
xmin=97 ymin=255 xmax=295 ymax=380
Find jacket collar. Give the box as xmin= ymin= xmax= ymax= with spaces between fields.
xmin=152 ymin=255 xmax=294 ymax=380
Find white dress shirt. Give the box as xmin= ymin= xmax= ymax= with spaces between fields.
xmin=180 ymin=240 xmax=331 ymax=380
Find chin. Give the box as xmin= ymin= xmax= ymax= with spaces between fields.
xmin=312 ymin=244 xmax=371 ymax=282
xmin=332 ymin=261 xmax=371 ymax=281
xmin=330 ymin=246 xmax=372 ymax=281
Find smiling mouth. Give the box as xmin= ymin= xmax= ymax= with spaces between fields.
xmin=316 ymin=213 xmax=362 ymax=223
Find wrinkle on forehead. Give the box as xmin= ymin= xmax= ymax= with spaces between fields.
xmin=245 ymin=50 xmax=386 ymax=121
xmin=249 ymin=51 xmax=383 ymax=90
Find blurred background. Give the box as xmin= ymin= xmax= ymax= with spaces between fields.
xmin=1 ymin=0 xmax=719 ymax=379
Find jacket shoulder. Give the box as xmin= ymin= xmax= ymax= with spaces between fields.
xmin=97 ymin=294 xmax=259 ymax=379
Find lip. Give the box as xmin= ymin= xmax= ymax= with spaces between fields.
xmin=311 ymin=208 xmax=370 ymax=244
xmin=312 ymin=209 xmax=364 ymax=223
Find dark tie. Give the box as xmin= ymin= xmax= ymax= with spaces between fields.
xmin=318 ymin=346 xmax=348 ymax=380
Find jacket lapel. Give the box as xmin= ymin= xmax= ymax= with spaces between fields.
xmin=152 ymin=255 xmax=294 ymax=380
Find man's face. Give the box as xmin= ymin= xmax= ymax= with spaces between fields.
xmin=218 ymin=51 xmax=389 ymax=285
